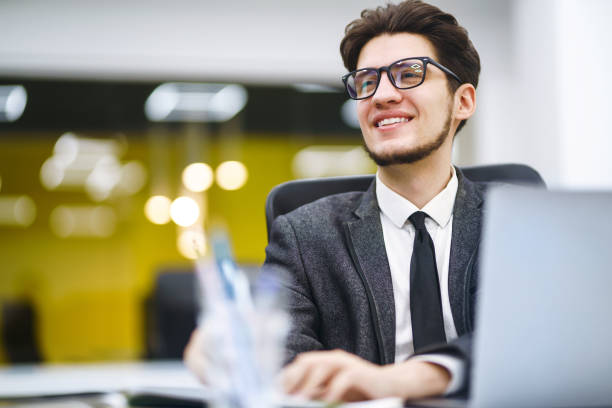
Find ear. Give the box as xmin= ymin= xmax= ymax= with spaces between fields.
xmin=453 ymin=83 xmax=476 ymax=121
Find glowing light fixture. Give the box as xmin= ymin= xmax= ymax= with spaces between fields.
xmin=117 ymin=161 xmax=147 ymax=194
xmin=170 ymin=196 xmax=200 ymax=227
xmin=177 ymin=229 xmax=207 ymax=260
xmin=182 ymin=162 xmax=214 ymax=193
xmin=144 ymin=195 xmax=172 ymax=225
xmin=53 ymin=132 xmax=80 ymax=166
xmin=145 ymin=83 xmax=248 ymax=122
xmin=0 ymin=85 xmax=27 ymax=122
xmin=39 ymin=132 xmax=145 ymax=201
xmin=0 ymin=195 xmax=36 ymax=227
xmin=292 ymin=145 xmax=375 ymax=178
xmin=40 ymin=157 xmax=67 ymax=190
xmin=216 ymin=161 xmax=248 ymax=191
xmin=292 ymin=83 xmax=340 ymax=93
xmin=85 ymin=154 xmax=122 ymax=201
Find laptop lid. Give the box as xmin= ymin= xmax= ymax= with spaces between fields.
xmin=471 ymin=186 xmax=612 ymax=407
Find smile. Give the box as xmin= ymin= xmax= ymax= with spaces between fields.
xmin=375 ymin=117 xmax=412 ymax=128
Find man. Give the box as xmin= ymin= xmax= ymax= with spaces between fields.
xmin=186 ymin=0 xmax=480 ymax=402
xmin=268 ymin=0 xmax=480 ymax=402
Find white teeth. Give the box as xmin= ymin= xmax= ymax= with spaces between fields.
xmin=376 ymin=117 xmax=410 ymax=127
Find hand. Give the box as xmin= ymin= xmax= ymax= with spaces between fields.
xmin=281 ymin=349 xmax=450 ymax=403
xmin=183 ymin=328 xmax=208 ymax=384
xmin=183 ymin=325 xmax=234 ymax=388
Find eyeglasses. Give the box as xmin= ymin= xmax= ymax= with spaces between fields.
xmin=342 ymin=57 xmax=462 ymax=100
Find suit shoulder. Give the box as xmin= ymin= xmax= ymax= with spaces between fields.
xmin=282 ymin=191 xmax=366 ymax=225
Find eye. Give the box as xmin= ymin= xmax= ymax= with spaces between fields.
xmin=360 ymin=79 xmax=376 ymax=90
xmin=392 ymin=61 xmax=424 ymax=86
xmin=353 ymin=70 xmax=378 ymax=95
xmin=401 ymin=71 xmax=418 ymax=79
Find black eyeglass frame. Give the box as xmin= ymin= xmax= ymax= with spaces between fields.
xmin=341 ymin=56 xmax=462 ymax=100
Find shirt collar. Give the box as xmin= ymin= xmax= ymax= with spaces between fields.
xmin=376 ymin=166 xmax=458 ymax=229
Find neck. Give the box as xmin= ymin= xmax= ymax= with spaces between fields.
xmin=377 ymin=150 xmax=453 ymax=209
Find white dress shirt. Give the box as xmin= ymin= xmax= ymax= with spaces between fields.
xmin=376 ymin=166 xmax=465 ymax=394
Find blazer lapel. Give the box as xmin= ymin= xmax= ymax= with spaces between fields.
xmin=448 ymin=169 xmax=485 ymax=335
xmin=343 ymin=181 xmax=396 ymax=365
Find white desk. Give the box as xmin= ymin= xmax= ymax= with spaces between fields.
xmin=0 ymin=361 xmax=402 ymax=408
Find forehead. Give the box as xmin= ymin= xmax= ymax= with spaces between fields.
xmin=356 ymin=33 xmax=437 ymax=69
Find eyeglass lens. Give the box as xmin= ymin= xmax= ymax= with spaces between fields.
xmin=346 ymin=58 xmax=426 ymax=99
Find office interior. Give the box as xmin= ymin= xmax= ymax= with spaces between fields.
xmin=0 ymin=0 xmax=610 ymax=367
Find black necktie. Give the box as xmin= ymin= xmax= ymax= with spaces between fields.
xmin=408 ymin=211 xmax=446 ymax=352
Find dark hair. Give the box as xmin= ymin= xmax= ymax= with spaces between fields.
xmin=340 ymin=0 xmax=480 ymax=133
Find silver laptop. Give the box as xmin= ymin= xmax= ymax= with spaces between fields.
xmin=469 ymin=186 xmax=612 ymax=407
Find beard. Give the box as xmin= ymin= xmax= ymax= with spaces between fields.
xmin=362 ymin=111 xmax=452 ymax=167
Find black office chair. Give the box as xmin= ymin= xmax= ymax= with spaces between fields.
xmin=1 ymin=299 xmax=42 ymax=363
xmin=144 ymin=268 xmax=198 ymax=359
xmin=143 ymin=264 xmax=261 ymax=359
xmin=265 ymin=163 xmax=545 ymax=239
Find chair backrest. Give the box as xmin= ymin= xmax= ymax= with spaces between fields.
xmin=1 ymin=299 xmax=42 ymax=363
xmin=265 ymin=163 xmax=545 ymax=240
xmin=144 ymin=269 xmax=197 ymax=359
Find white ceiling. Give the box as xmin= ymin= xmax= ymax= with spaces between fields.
xmin=0 ymin=0 xmax=509 ymax=84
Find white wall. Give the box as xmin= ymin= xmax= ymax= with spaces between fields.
xmin=471 ymin=0 xmax=612 ymax=189
xmin=557 ymin=0 xmax=612 ymax=189
xmin=471 ymin=0 xmax=562 ymax=186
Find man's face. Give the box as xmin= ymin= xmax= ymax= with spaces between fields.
xmin=356 ymin=33 xmax=455 ymax=166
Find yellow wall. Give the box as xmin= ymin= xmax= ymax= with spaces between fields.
xmin=0 ymin=131 xmax=368 ymax=363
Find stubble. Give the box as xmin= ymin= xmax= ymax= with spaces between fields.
xmin=363 ymin=109 xmax=452 ymax=167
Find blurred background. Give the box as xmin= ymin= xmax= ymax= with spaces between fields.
xmin=0 ymin=0 xmax=610 ymax=365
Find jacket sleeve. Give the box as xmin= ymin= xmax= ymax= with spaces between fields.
xmin=263 ymin=214 xmax=324 ymax=365
xmin=414 ymin=331 xmax=473 ymax=396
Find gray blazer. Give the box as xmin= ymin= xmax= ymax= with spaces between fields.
xmin=264 ymin=169 xmax=485 ymax=381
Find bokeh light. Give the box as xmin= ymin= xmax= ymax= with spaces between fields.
xmin=170 ymin=196 xmax=200 ymax=227
xmin=14 ymin=196 xmax=37 ymax=227
xmin=85 ymin=154 xmax=122 ymax=201
xmin=49 ymin=205 xmax=116 ymax=238
xmin=40 ymin=157 xmax=65 ymax=190
xmin=0 ymin=85 xmax=27 ymax=122
xmin=145 ymin=83 xmax=248 ymax=122
xmin=49 ymin=206 xmax=75 ymax=238
xmin=177 ymin=229 xmax=207 ymax=260
xmin=292 ymin=145 xmax=374 ymax=179
xmin=215 ymin=160 xmax=248 ymax=191
xmin=53 ymin=132 xmax=79 ymax=167
xmin=182 ymin=162 xmax=213 ymax=192
xmin=117 ymin=161 xmax=147 ymax=195
xmin=0 ymin=195 xmax=36 ymax=227
xmin=144 ymin=195 xmax=172 ymax=225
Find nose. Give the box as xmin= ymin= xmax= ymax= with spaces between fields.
xmin=371 ymin=71 xmax=402 ymax=105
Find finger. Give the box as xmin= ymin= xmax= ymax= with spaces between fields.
xmin=282 ymin=351 xmax=343 ymax=394
xmin=323 ymin=363 xmax=382 ymax=403
xmin=301 ymin=384 xmax=327 ymax=401
xmin=296 ymin=364 xmax=339 ymax=399
xmin=282 ymin=356 xmax=315 ymax=394
xmin=282 ymin=350 xmax=355 ymax=395
xmin=321 ymin=369 xmax=359 ymax=403
xmin=183 ymin=330 xmax=209 ymax=384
